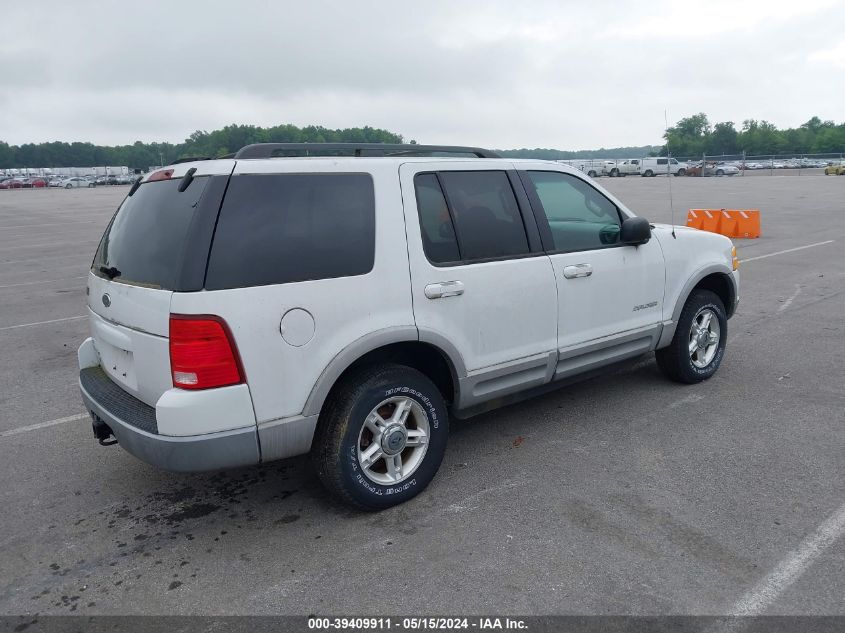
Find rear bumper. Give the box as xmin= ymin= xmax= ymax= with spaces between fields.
xmin=79 ymin=366 xmax=260 ymax=472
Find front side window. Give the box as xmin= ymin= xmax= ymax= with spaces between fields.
xmin=205 ymin=173 xmax=375 ymax=289
xmin=526 ymin=171 xmax=622 ymax=252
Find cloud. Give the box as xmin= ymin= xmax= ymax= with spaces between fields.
xmin=0 ymin=0 xmax=842 ymax=149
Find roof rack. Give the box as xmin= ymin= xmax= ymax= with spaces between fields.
xmin=172 ymin=156 xmax=214 ymax=164
xmin=233 ymin=143 xmax=500 ymax=159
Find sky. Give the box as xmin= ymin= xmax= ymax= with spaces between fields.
xmin=1 ymin=0 xmax=843 ymax=150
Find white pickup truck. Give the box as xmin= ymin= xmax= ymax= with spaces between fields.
xmin=608 ymin=159 xmax=641 ymax=177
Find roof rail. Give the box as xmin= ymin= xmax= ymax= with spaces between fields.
xmin=171 ymin=156 xmax=214 ymax=164
xmin=233 ymin=143 xmax=500 ymax=159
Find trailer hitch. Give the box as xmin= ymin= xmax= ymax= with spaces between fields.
xmin=91 ymin=415 xmax=118 ymax=446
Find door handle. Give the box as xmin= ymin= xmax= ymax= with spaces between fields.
xmin=425 ymin=281 xmax=464 ymax=299
xmin=562 ymin=264 xmax=593 ymax=279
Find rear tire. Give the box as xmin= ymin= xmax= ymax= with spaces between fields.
xmin=314 ymin=364 xmax=449 ymax=510
xmin=644 ymin=169 xmax=654 ymax=177
xmin=65 ymin=183 xmax=72 ymax=189
xmin=587 ymin=170 xmax=597 ymax=178
xmin=656 ymin=290 xmax=727 ymax=384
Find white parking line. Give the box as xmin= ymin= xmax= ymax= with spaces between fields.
xmin=730 ymin=501 xmax=845 ymax=615
xmin=0 ymin=239 xmax=97 ymax=251
xmin=0 ymin=413 xmax=88 ymax=438
xmin=0 ymin=252 xmax=89 ymax=265
xmin=0 ymin=221 xmax=99 ymax=230
xmin=0 ymin=315 xmax=86 ymax=331
xmin=741 ymin=240 xmax=834 ymax=263
xmin=0 ymin=276 xmax=86 ymax=289
xmin=777 ymin=285 xmax=802 ymax=313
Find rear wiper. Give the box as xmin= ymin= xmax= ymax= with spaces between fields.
xmin=127 ymin=177 xmax=142 ymax=197
xmin=177 ymin=167 xmax=197 ymax=192
xmin=98 ymin=266 xmax=121 ymax=280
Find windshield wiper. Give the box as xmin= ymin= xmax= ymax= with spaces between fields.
xmin=98 ymin=265 xmax=121 ymax=280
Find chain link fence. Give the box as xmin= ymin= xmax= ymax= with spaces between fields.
xmin=559 ymin=153 xmax=844 ymax=177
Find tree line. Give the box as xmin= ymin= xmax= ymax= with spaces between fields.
xmin=663 ymin=114 xmax=845 ymax=157
xmin=497 ymin=146 xmax=661 ymax=160
xmin=2 ymin=115 xmax=842 ymax=169
xmin=0 ymin=123 xmax=405 ymax=169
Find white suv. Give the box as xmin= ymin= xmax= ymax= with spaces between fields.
xmin=79 ymin=143 xmax=739 ymax=509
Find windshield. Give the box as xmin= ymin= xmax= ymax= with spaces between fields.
xmin=91 ymin=177 xmax=209 ymax=290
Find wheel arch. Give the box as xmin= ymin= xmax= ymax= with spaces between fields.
xmin=690 ymin=272 xmax=736 ymax=318
xmin=302 ymin=328 xmax=465 ymax=419
xmin=658 ymin=266 xmax=737 ymax=349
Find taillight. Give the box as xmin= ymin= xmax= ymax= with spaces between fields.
xmin=169 ymin=315 xmax=244 ymax=390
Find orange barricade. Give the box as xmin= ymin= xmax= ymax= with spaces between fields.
xmin=686 ymin=209 xmax=760 ymax=239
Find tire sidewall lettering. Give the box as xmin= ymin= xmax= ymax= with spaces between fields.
xmin=342 ymin=380 xmax=447 ymax=503
xmin=688 ymin=301 xmax=726 ymax=376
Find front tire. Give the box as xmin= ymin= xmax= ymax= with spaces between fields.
xmin=644 ymin=169 xmax=654 ymax=177
xmin=314 ymin=364 xmax=449 ymax=510
xmin=656 ymin=289 xmax=727 ymax=384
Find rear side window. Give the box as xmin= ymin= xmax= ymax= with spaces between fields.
xmin=205 ymin=173 xmax=375 ymax=290
xmin=414 ymin=174 xmax=461 ymax=264
xmin=92 ymin=177 xmax=210 ymax=290
xmin=433 ymin=171 xmax=529 ymax=262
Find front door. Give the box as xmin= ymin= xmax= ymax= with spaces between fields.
xmin=519 ymin=169 xmax=665 ymax=355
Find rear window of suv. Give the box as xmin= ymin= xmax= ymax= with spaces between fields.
xmin=204 ymin=173 xmax=375 ymax=290
xmin=91 ymin=177 xmax=211 ymax=290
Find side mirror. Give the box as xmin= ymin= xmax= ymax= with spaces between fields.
xmin=620 ymin=217 xmax=651 ymax=245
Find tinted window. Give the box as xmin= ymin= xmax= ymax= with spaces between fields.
xmin=437 ymin=171 xmax=529 ymax=261
xmin=92 ymin=177 xmax=210 ymax=290
xmin=527 ymin=171 xmax=621 ymax=252
xmin=657 ymin=158 xmax=668 ymax=165
xmin=414 ymin=173 xmax=460 ymax=264
xmin=205 ymin=173 xmax=375 ymax=289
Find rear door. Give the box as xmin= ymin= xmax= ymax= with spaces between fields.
xmin=400 ymin=162 xmax=558 ymax=406
xmin=86 ymin=162 xmax=233 ymax=406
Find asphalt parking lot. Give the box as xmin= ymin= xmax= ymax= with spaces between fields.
xmin=0 ymin=175 xmax=843 ymax=616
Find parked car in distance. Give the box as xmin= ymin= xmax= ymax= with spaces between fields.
xmin=78 ymin=142 xmax=739 ymax=510
xmin=640 ymin=157 xmax=687 ymax=177
xmin=22 ymin=178 xmax=48 ymax=188
xmin=61 ymin=177 xmax=95 ymax=189
xmin=686 ymin=162 xmax=739 ymax=177
xmin=0 ymin=178 xmax=24 ymax=189
xmin=824 ymin=161 xmax=845 ymax=175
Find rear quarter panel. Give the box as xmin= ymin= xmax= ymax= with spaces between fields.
xmin=170 ymin=160 xmax=415 ymax=424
